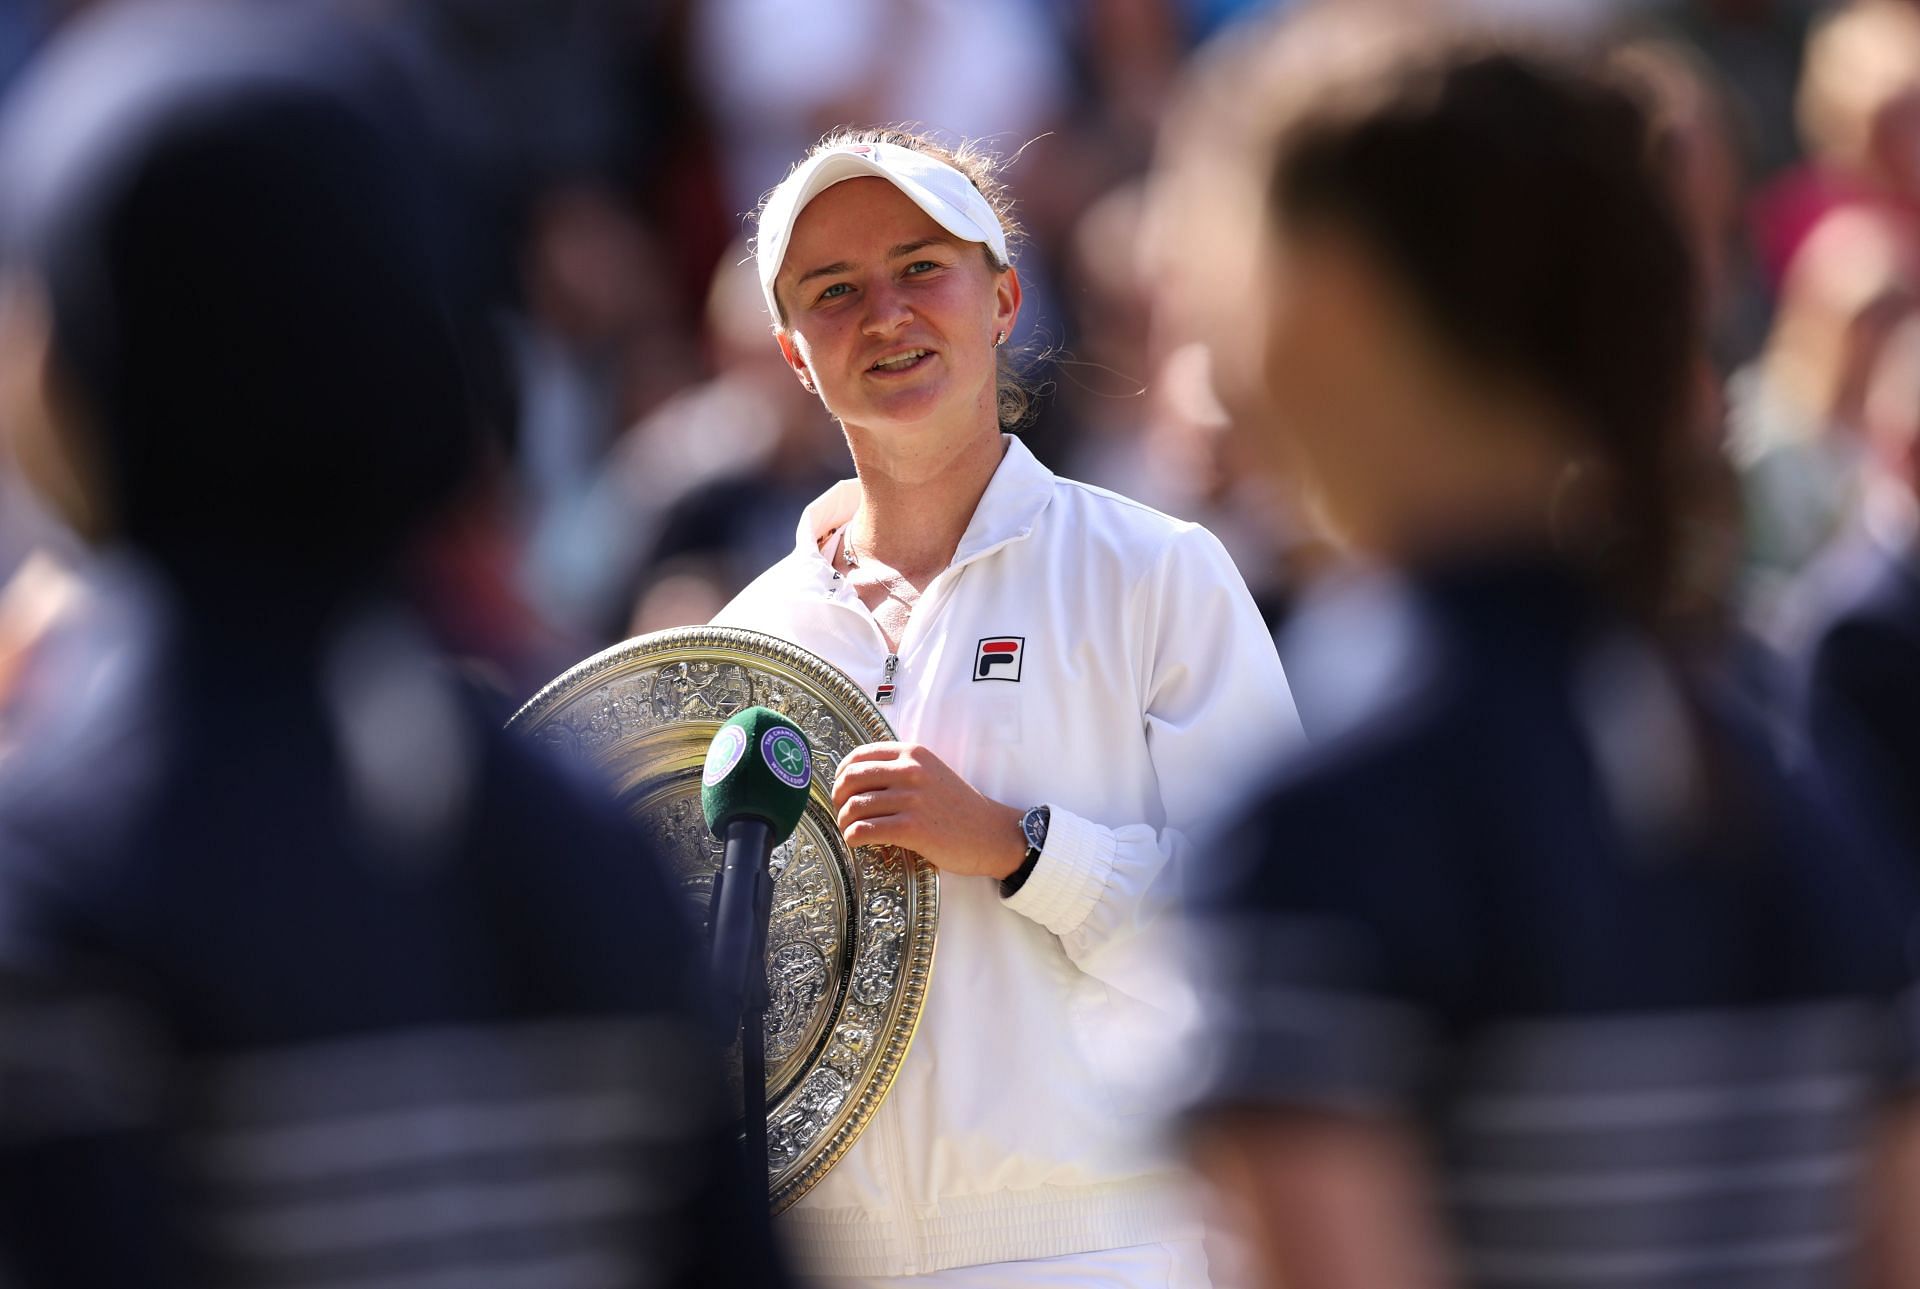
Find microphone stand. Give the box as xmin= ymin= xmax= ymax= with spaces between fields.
xmin=708 ymin=818 xmax=776 ymax=1212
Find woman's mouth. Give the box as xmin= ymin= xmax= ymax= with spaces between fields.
xmin=869 ymin=348 xmax=932 ymax=375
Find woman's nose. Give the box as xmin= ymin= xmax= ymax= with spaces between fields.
xmin=860 ymin=281 xmax=912 ymax=336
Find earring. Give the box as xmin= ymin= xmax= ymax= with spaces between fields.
xmin=994 ymin=331 xmax=1007 ymax=347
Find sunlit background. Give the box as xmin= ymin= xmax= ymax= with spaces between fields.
xmin=0 ymin=0 xmax=1875 ymax=713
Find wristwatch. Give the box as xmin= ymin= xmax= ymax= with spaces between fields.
xmin=1001 ymin=805 xmax=1050 ymax=898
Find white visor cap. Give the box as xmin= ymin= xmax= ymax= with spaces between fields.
xmin=756 ymin=140 xmax=1009 ymax=323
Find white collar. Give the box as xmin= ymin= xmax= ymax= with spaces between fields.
xmin=792 ymin=434 xmax=1056 ymax=574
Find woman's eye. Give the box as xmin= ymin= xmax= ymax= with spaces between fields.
xmin=904 ymin=261 xmax=939 ymax=276
xmin=817 ymin=282 xmax=852 ymax=302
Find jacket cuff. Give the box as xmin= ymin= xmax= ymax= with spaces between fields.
xmin=1001 ymin=804 xmax=1111 ymax=936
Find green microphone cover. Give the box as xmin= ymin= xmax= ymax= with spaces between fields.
xmin=700 ymin=706 xmax=814 ymax=840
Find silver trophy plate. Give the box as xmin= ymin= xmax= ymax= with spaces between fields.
xmin=508 ymin=626 xmax=938 ymax=1212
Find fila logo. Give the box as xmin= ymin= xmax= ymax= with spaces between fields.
xmin=974 ymin=637 xmax=1024 ymax=682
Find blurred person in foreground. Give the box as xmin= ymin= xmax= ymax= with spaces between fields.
xmin=1785 ymin=312 xmax=1920 ymax=872
xmin=0 ymin=6 xmax=782 ymax=1286
xmin=1173 ymin=11 xmax=1920 ymax=1288
xmin=716 ymin=124 xmax=1302 ymax=1286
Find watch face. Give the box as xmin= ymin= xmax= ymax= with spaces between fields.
xmin=1022 ymin=806 xmax=1049 ymax=851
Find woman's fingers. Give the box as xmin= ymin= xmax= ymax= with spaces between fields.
xmin=836 ymin=790 xmax=900 ymax=831
xmin=831 ymin=743 xmax=986 ymax=866
xmin=832 ymin=745 xmax=908 ymax=808
xmin=835 ymin=742 xmax=905 ymax=778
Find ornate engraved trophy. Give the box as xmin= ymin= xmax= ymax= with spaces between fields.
xmin=508 ymin=627 xmax=938 ymax=1212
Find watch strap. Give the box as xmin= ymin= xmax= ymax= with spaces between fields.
xmin=1000 ymin=845 xmax=1042 ymax=898
xmin=1001 ymin=805 xmax=1049 ymax=898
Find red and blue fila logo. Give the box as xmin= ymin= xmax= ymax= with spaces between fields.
xmin=974 ymin=636 xmax=1024 ymax=682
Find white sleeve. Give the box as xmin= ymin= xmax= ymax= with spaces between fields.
xmin=1001 ymin=524 xmax=1303 ymax=1010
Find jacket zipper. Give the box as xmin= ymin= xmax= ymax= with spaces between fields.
xmin=875 ymin=653 xmax=899 ymax=706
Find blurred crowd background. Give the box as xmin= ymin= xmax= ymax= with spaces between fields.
xmin=3 ymin=0 xmax=1902 ymax=713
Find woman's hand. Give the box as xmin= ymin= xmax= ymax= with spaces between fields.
xmin=832 ymin=742 xmax=1026 ymax=880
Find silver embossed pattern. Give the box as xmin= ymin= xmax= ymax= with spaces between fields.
xmin=506 ymin=627 xmax=938 ymax=1213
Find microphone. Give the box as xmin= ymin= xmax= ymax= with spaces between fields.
xmin=701 ymin=706 xmax=813 ymax=1030
xmin=701 ymin=707 xmax=812 ymax=1191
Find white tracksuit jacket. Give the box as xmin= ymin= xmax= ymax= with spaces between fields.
xmin=714 ymin=435 xmax=1302 ymax=1279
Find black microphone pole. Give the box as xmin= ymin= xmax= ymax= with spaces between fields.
xmin=708 ymin=817 xmax=776 ymax=1209
xmin=701 ymin=707 xmax=814 ymax=1213
xmin=743 ymin=841 xmax=774 ymax=1198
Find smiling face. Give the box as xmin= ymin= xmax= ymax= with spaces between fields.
xmin=773 ymin=177 xmax=1018 ymax=443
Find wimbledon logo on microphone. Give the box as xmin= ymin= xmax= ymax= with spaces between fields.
xmin=703 ymin=723 xmax=749 ymax=786
xmin=761 ymin=726 xmax=811 ymax=789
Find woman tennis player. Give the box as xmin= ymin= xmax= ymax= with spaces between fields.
xmin=714 ymin=128 xmax=1302 ymax=1287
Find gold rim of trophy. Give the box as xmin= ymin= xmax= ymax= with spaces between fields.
xmin=507 ymin=625 xmax=938 ymax=1213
